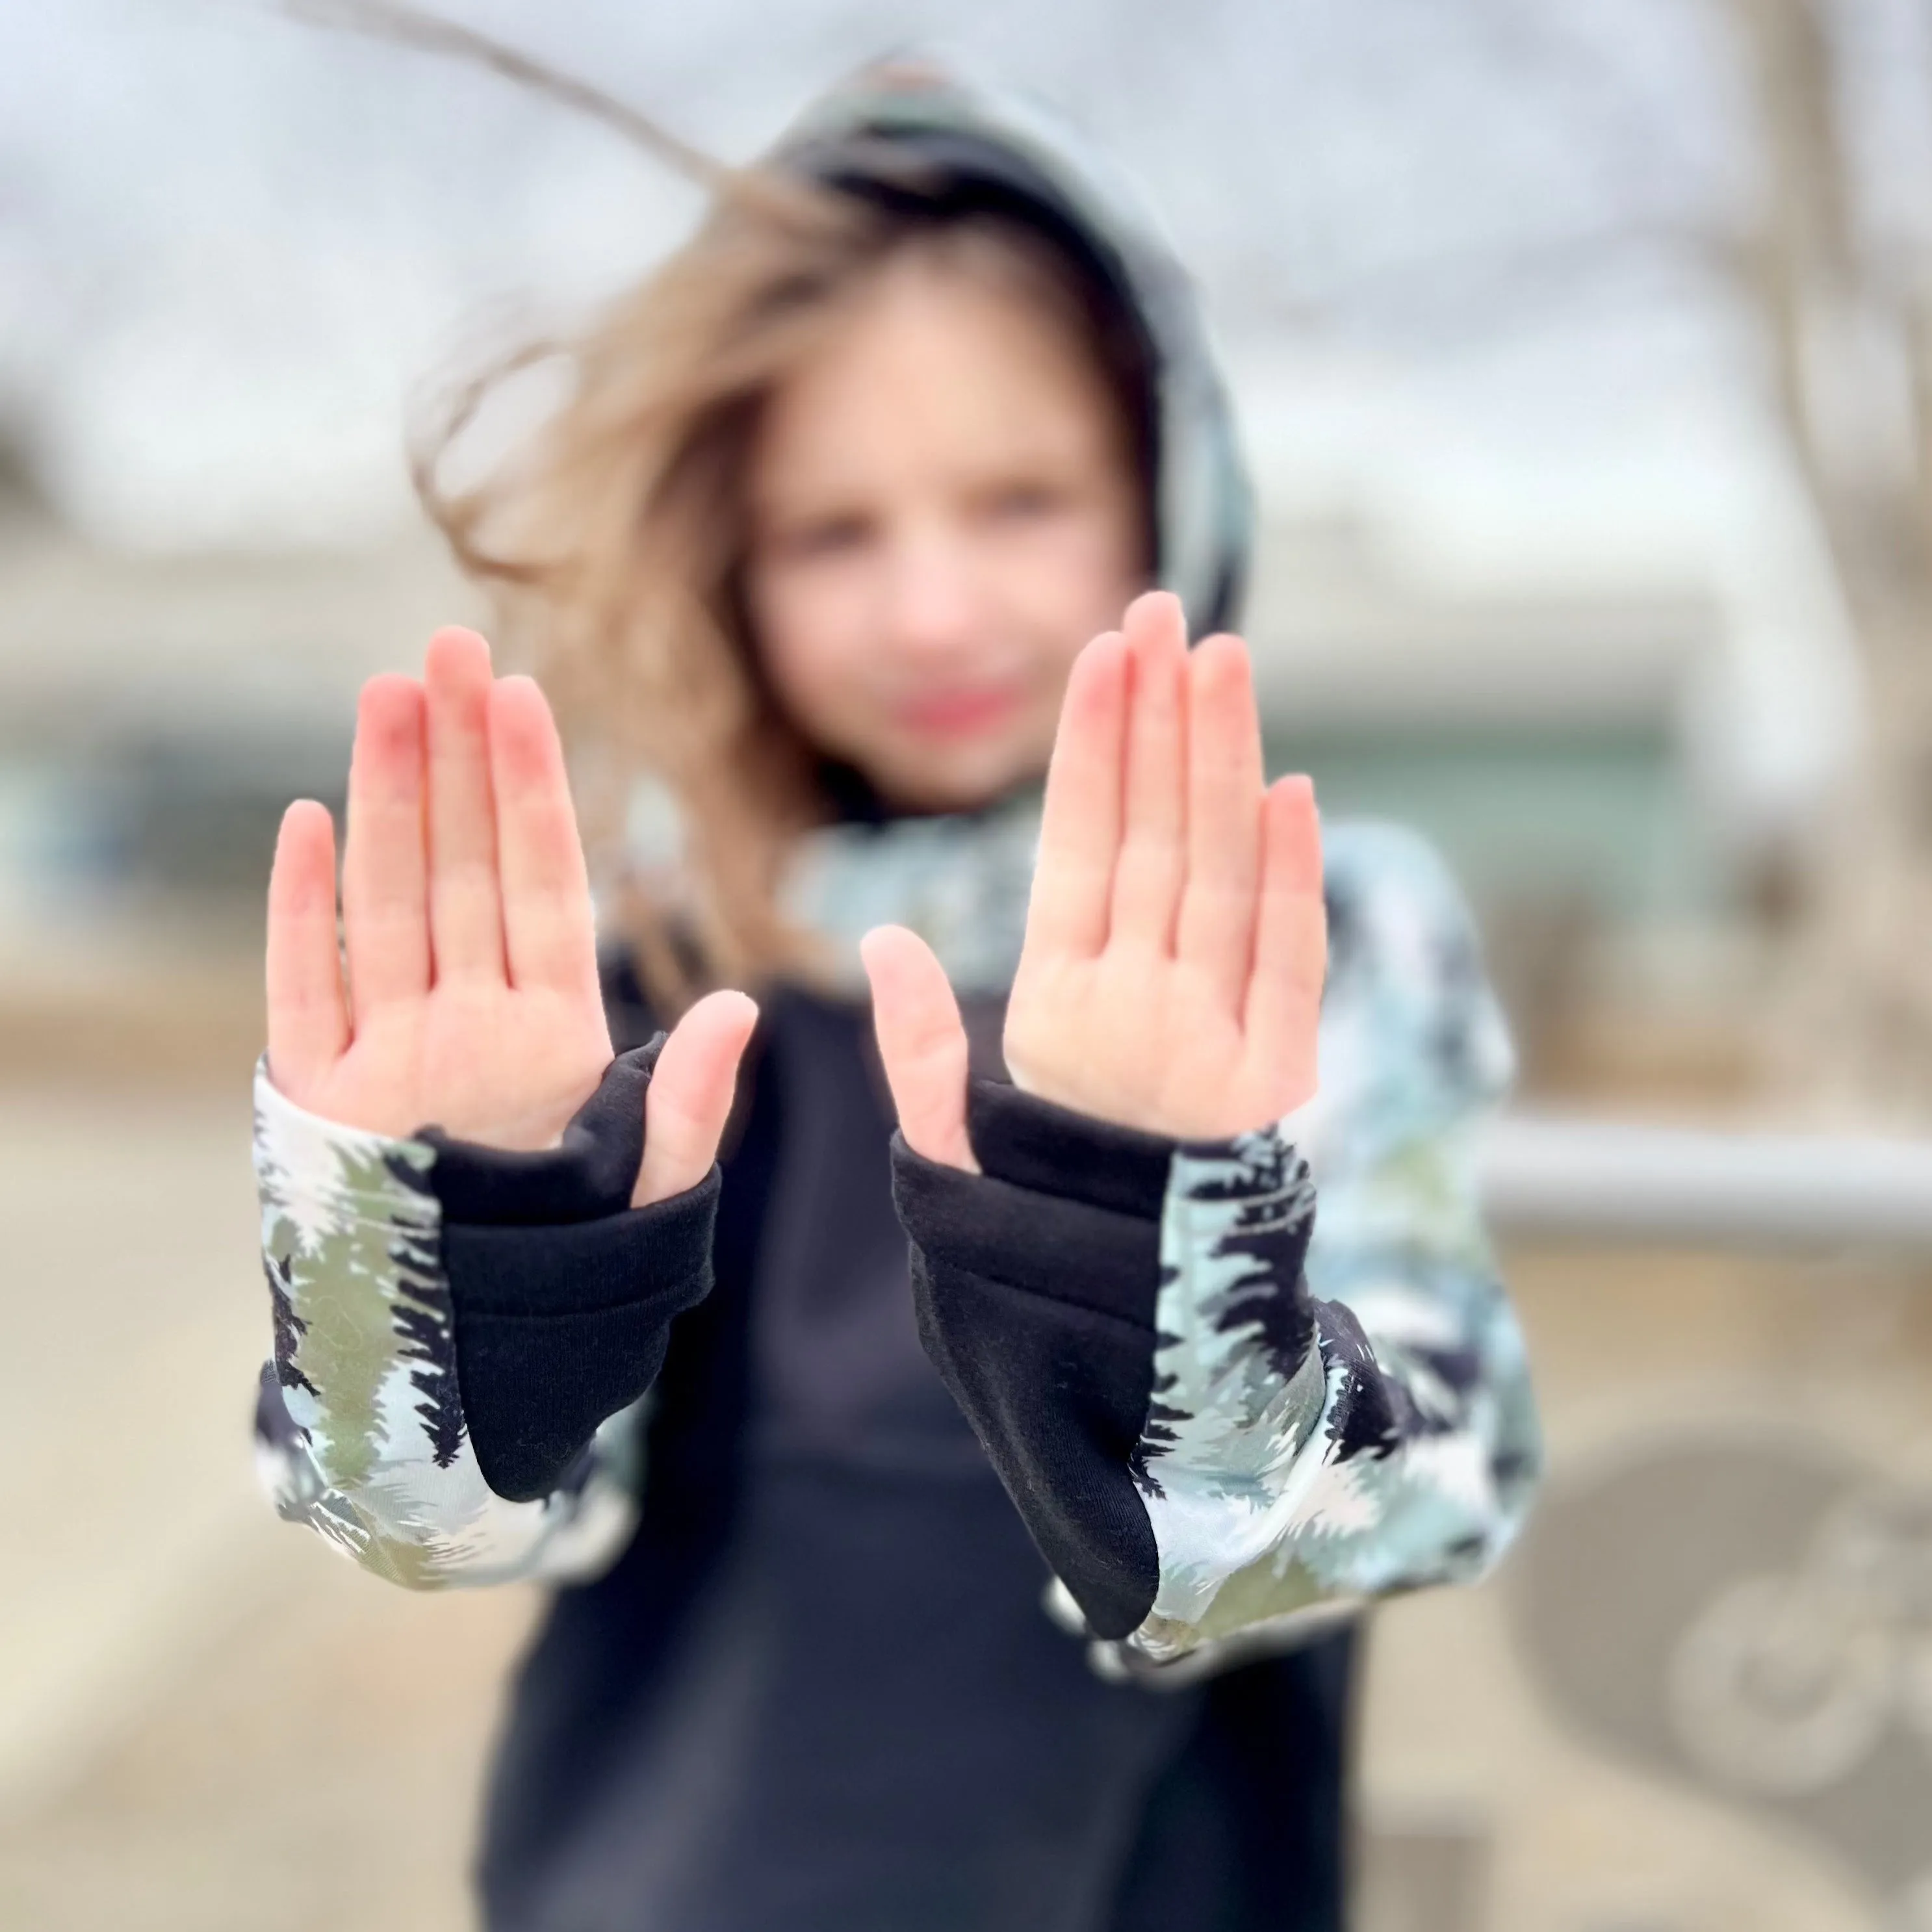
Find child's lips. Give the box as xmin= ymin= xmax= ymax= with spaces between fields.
xmin=892 ymin=685 xmax=1024 ymax=739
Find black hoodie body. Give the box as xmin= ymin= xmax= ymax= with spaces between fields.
xmin=250 ymin=62 xmax=1536 ymax=1932
xmin=473 ymin=964 xmax=1351 ymax=1932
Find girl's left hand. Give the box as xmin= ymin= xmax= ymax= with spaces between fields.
xmin=862 ymin=591 xmax=1326 ymax=1171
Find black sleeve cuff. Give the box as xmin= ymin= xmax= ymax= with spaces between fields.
xmin=965 ymin=1078 xmax=1173 ymax=1219
xmin=890 ymin=1075 xmax=1180 ymax=1329
xmin=889 ymin=1155 xmax=1157 ymax=1332
xmin=888 ymin=1081 xmax=1188 ymax=1641
xmin=413 ymin=1041 xmax=719 ymax=1503
xmin=417 ymin=1038 xmax=661 ymax=1228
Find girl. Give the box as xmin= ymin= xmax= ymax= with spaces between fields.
xmin=254 ymin=52 xmax=1539 ymax=1932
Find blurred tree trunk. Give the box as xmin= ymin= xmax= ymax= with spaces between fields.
xmin=1721 ymin=0 xmax=1932 ymax=1116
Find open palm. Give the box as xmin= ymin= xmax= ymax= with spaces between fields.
xmin=265 ymin=628 xmax=754 ymax=1205
xmin=864 ymin=591 xmax=1325 ymax=1168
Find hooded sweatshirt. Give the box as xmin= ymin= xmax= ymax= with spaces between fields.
xmin=251 ymin=60 xmax=1540 ymax=1932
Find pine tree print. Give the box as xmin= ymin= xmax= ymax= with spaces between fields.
xmin=264 ymin=1252 xmax=318 ymax=1398
xmin=283 ymin=1141 xmax=435 ymax=1492
xmin=392 ymin=1214 xmax=465 ymax=1469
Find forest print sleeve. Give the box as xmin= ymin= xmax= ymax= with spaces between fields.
xmin=1116 ymin=823 xmax=1538 ymax=1670
xmin=893 ymin=821 xmax=1541 ymax=1678
xmin=252 ymin=1066 xmax=645 ymax=1588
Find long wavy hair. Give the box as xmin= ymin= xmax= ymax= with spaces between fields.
xmin=290 ymin=4 xmax=1147 ymax=1009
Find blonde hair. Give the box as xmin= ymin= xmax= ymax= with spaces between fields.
xmin=293 ymin=9 xmax=1149 ymax=1005
xmin=417 ymin=185 xmax=1150 ymax=1008
xmin=289 ymin=4 xmax=1152 ymax=1008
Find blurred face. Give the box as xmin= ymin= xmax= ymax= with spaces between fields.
xmin=742 ymin=249 xmax=1146 ymax=812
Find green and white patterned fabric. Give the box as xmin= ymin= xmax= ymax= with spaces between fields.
xmin=256 ymin=808 xmax=1539 ymax=1668
xmin=255 ymin=1083 xmax=640 ymax=1589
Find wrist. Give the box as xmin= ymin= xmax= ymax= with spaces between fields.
xmin=1002 ymin=1057 xmax=1315 ymax=1145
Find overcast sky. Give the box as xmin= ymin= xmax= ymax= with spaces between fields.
xmin=0 ymin=0 xmax=1765 ymax=539
xmin=0 ymin=0 xmax=1922 ymax=577
xmin=7 ymin=0 xmax=1929 ymax=827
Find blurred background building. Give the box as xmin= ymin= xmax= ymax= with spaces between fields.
xmin=3 ymin=2 xmax=1931 ymax=1927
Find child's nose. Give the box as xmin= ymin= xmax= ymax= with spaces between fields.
xmin=879 ymin=522 xmax=983 ymax=658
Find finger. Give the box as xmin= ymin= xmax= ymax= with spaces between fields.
xmin=489 ymin=676 xmax=599 ymax=998
xmin=266 ymin=800 xmax=349 ymax=1096
xmin=423 ymin=626 xmax=506 ymax=985
xmin=859 ymin=925 xmax=976 ymax=1172
xmin=1025 ymin=630 xmax=1127 ymax=959
xmin=1243 ymin=776 xmax=1326 ymax=1113
xmin=1109 ymin=590 xmax=1188 ymax=951
xmin=1176 ymin=633 xmax=1264 ymax=1011
xmin=342 ymin=673 xmax=430 ymax=1015
xmin=634 ymin=990 xmax=760 ymax=1207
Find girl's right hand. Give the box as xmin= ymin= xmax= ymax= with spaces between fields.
xmin=265 ymin=627 xmax=757 ymax=1207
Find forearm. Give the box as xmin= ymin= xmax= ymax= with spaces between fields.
xmin=894 ymin=1079 xmax=1539 ymax=1669
xmin=253 ymin=1045 xmax=718 ymax=1590
xmin=1131 ymin=1124 xmax=1538 ymax=1662
xmin=253 ymin=1363 xmax=644 ymax=1591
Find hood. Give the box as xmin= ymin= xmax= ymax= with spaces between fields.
xmin=765 ymin=57 xmax=1254 ymax=639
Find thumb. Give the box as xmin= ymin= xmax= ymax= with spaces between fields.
xmin=634 ymin=989 xmax=760 ymax=1207
xmin=860 ymin=925 xmax=976 ymax=1172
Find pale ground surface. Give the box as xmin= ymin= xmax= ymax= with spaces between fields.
xmin=1359 ymin=1242 xmax=1932 ymax=1932
xmin=0 ymin=1081 xmax=536 ymax=1932
xmin=0 ymin=1068 xmax=1923 ymax=1931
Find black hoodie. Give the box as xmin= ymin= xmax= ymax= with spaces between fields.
xmin=251 ymin=58 xmax=1538 ymax=1932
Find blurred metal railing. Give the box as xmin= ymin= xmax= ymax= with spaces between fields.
xmin=1478 ymin=1114 xmax=1932 ymax=1250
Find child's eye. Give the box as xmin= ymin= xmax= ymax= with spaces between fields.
xmin=984 ymin=483 xmax=1065 ymax=522
xmin=779 ymin=514 xmax=872 ymax=560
